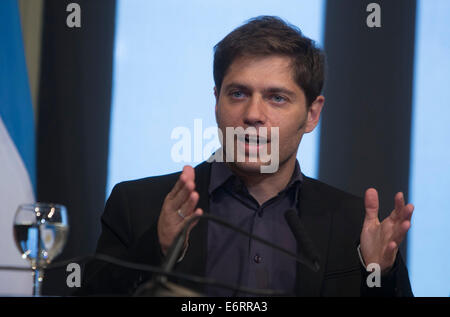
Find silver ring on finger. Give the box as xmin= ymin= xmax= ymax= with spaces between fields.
xmin=176 ymin=209 xmax=186 ymax=219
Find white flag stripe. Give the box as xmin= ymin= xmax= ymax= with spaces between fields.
xmin=0 ymin=116 xmax=34 ymax=295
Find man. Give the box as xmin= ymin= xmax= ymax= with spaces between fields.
xmin=80 ymin=16 xmax=413 ymax=296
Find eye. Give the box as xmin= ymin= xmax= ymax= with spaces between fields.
xmin=271 ymin=95 xmax=287 ymax=103
xmin=230 ymin=91 xmax=246 ymax=99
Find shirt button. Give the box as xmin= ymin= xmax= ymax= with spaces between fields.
xmin=254 ymin=254 xmax=262 ymax=263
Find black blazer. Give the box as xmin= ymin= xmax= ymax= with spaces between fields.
xmin=79 ymin=161 xmax=413 ymax=296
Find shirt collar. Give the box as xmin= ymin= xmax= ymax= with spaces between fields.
xmin=208 ymin=159 xmax=303 ymax=195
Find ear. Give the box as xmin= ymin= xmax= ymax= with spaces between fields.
xmin=305 ymin=95 xmax=325 ymax=133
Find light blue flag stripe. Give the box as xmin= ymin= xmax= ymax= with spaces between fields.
xmin=0 ymin=0 xmax=36 ymax=189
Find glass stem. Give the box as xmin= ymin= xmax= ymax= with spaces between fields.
xmin=33 ymin=268 xmax=44 ymax=296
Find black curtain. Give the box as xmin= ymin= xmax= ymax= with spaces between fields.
xmin=37 ymin=0 xmax=116 ymax=295
xmin=320 ymin=0 xmax=417 ymax=259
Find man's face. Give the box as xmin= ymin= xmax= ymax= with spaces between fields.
xmin=214 ymin=55 xmax=324 ymax=174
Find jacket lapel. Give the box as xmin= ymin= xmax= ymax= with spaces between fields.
xmin=295 ymin=176 xmax=333 ymax=296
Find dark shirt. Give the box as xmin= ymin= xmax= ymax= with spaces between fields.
xmin=205 ymin=160 xmax=302 ymax=296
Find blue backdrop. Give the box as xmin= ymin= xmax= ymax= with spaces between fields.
xmin=408 ymin=0 xmax=450 ymax=297
xmin=107 ymin=0 xmax=325 ymax=196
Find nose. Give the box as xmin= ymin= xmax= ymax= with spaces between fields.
xmin=243 ymin=95 xmax=266 ymax=127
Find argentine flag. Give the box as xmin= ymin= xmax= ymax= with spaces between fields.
xmin=0 ymin=0 xmax=35 ymax=295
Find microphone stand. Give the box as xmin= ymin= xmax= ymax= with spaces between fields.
xmin=134 ymin=212 xmax=320 ymax=296
xmin=134 ymin=216 xmax=203 ymax=296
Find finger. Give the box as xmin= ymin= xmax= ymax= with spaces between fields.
xmin=391 ymin=201 xmax=414 ymax=225
xmin=170 ymin=165 xmax=196 ymax=207
xmin=404 ymin=203 xmax=414 ymax=221
xmin=400 ymin=203 xmax=414 ymax=222
xmin=364 ymin=188 xmax=379 ymax=222
xmin=181 ymin=208 xmax=203 ymax=247
xmin=383 ymin=241 xmax=398 ymax=267
xmin=183 ymin=165 xmax=195 ymax=183
xmin=391 ymin=192 xmax=405 ymax=221
xmin=166 ymin=170 xmax=187 ymax=200
xmin=166 ymin=166 xmax=195 ymax=200
xmin=186 ymin=208 xmax=203 ymax=234
xmin=170 ymin=180 xmax=195 ymax=211
xmin=392 ymin=219 xmax=411 ymax=245
xmin=177 ymin=191 xmax=199 ymax=220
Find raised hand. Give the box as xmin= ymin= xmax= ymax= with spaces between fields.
xmin=157 ymin=165 xmax=203 ymax=255
xmin=360 ymin=188 xmax=414 ymax=273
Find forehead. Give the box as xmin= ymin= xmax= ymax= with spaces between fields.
xmin=222 ymin=55 xmax=299 ymax=90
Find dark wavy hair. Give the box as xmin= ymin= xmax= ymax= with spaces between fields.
xmin=213 ymin=16 xmax=325 ymax=106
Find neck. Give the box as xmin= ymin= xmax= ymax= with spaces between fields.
xmin=227 ymin=156 xmax=297 ymax=205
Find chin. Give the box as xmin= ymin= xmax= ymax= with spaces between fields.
xmin=229 ymin=160 xmax=268 ymax=175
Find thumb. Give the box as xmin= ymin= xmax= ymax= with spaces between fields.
xmin=364 ymin=188 xmax=379 ymax=222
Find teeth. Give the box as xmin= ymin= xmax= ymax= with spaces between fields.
xmin=248 ymin=136 xmax=258 ymax=143
xmin=243 ymin=135 xmax=267 ymax=144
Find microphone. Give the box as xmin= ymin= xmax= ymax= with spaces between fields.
xmin=135 ymin=211 xmax=321 ymax=296
xmin=45 ymin=253 xmax=290 ymax=296
xmin=137 ymin=211 xmax=320 ymax=296
xmin=284 ymin=209 xmax=320 ymax=272
xmin=162 ymin=213 xmax=320 ymax=275
xmin=136 ymin=217 xmax=196 ymax=296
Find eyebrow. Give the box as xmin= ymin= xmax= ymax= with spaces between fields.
xmin=263 ymin=87 xmax=297 ymax=98
xmin=223 ymin=82 xmax=297 ymax=99
xmin=223 ymin=83 xmax=250 ymax=93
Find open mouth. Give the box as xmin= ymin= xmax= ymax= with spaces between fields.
xmin=243 ymin=135 xmax=269 ymax=145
